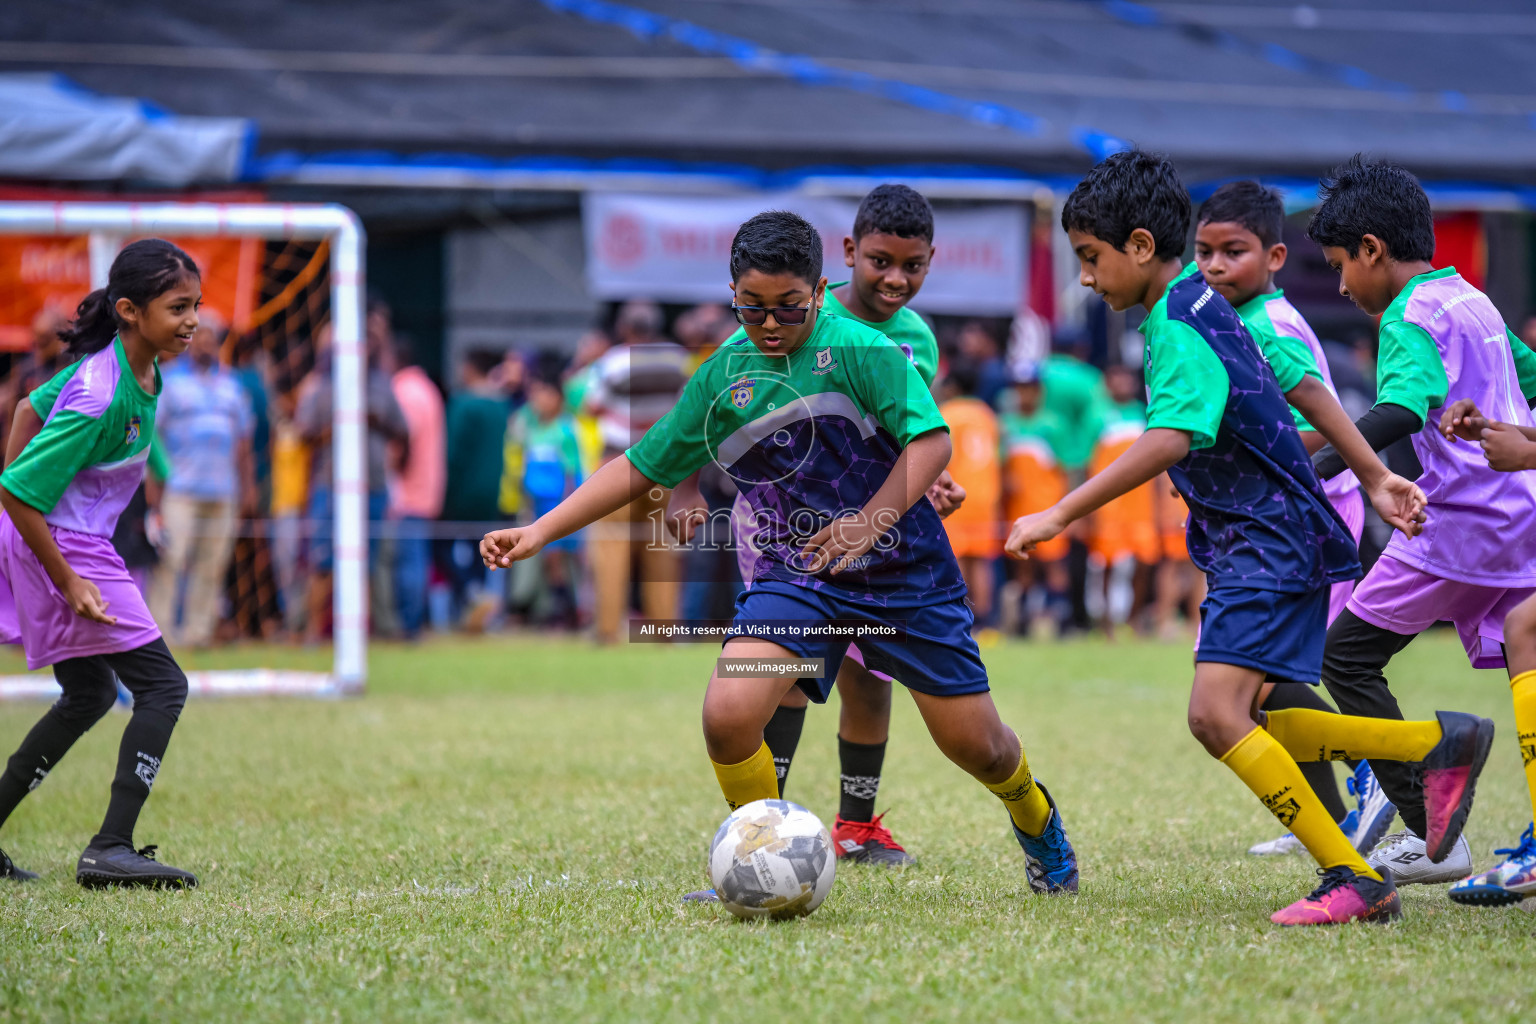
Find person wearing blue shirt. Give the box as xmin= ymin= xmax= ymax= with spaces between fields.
xmin=148 ymin=313 xmax=255 ymax=647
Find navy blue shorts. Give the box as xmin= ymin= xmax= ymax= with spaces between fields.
xmin=728 ymin=581 xmax=990 ymax=702
xmin=1196 ymin=585 xmax=1328 ymax=683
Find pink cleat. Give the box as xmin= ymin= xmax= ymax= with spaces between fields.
xmin=1270 ymin=866 xmax=1401 ymax=927
xmin=1419 ymin=711 xmax=1495 ymax=863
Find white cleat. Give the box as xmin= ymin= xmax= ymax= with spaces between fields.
xmin=1248 ymin=831 xmax=1306 ymax=856
xmin=1366 ymin=829 xmax=1472 ymax=885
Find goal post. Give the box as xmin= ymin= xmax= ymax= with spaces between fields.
xmin=0 ymin=201 xmax=368 ymax=699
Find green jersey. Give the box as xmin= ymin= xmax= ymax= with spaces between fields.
xmin=628 ymin=311 xmax=961 ymax=606
xmin=724 ymin=283 xmax=939 ymax=388
xmin=1140 ymin=266 xmax=1229 ymax=451
xmin=1 ymin=337 xmax=160 ymax=536
xmin=1040 ymin=354 xmax=1110 ymax=471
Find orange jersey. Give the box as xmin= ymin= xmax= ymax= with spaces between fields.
xmin=1088 ymin=408 xmax=1160 ymax=564
xmin=939 ymin=397 xmax=1002 ymax=558
xmin=1001 ymin=410 xmax=1069 ymax=562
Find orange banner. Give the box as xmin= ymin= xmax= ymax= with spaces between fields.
xmin=0 ymin=234 xmax=260 ymax=353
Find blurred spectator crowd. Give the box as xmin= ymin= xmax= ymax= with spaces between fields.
xmin=1 ymin=295 xmax=1482 ymax=648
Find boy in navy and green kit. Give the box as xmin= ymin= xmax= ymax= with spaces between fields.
xmin=482 ymin=210 xmax=1079 ymax=896
xmin=1007 ymin=151 xmax=1492 ymax=926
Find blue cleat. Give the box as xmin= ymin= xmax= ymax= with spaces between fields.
xmin=1448 ymin=824 xmax=1536 ymax=907
xmin=1346 ymin=761 xmax=1397 ymax=855
xmin=1012 ymin=783 xmax=1078 ymax=894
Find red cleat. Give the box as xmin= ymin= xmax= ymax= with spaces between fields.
xmin=832 ymin=812 xmax=916 ymax=867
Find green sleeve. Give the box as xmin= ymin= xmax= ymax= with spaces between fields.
xmin=906 ymin=318 xmax=940 ymax=389
xmin=0 ymin=410 xmax=103 ymax=513
xmin=148 ymin=433 xmax=170 ymax=482
xmin=624 ymin=368 xmax=716 ymax=488
xmin=1508 ymin=329 xmax=1536 ymax=402
xmin=1144 ymin=319 xmax=1229 ymax=450
xmin=1260 ymin=327 xmax=1326 ymax=431
xmin=22 ymin=362 xmax=78 ymax=422
xmin=849 ymin=336 xmax=948 ymax=447
xmin=1374 ymin=321 xmax=1447 ymax=422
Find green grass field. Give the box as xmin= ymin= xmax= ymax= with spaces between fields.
xmin=1 ymin=633 xmax=1533 ymax=1023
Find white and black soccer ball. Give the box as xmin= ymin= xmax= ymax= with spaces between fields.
xmin=708 ymin=799 xmax=836 ymax=921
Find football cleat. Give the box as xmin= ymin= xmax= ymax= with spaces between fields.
xmin=1270 ymin=865 xmax=1401 ymax=926
xmin=680 ymin=888 xmax=720 ymax=904
xmin=76 ymin=844 xmax=197 ymax=889
xmin=1 ymin=846 xmax=38 ymax=882
xmin=1012 ymin=783 xmax=1078 ymax=894
xmin=1418 ymin=711 xmax=1495 ymax=863
xmin=832 ymin=812 xmax=916 ymax=867
xmin=1346 ymin=762 xmax=1397 ymax=855
xmin=1366 ymin=829 xmax=1472 ymax=885
xmin=1447 ymin=824 xmax=1536 ymax=907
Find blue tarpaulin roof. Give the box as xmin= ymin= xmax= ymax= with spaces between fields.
xmin=0 ymin=73 xmax=251 ymax=186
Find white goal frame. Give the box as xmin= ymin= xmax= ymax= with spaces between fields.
xmin=0 ymin=201 xmax=367 ymax=700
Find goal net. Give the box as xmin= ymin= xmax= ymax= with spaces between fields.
xmin=0 ymin=201 xmax=368 ymax=701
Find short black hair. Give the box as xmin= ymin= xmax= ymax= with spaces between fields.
xmin=730 ymin=210 xmax=822 ymax=285
xmin=464 ymin=347 xmax=502 ymax=378
xmin=1306 ymin=154 xmax=1435 ymax=262
xmin=1197 ymin=181 xmax=1285 ymax=249
xmin=853 ymin=184 xmax=934 ymax=243
xmin=1061 ymin=150 xmax=1190 ymax=261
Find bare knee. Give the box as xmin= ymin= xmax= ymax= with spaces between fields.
xmin=1187 ymin=706 xmax=1252 ymax=758
xmin=835 ymin=662 xmax=892 ymax=717
xmin=1504 ymin=597 xmax=1536 ymax=650
xmin=936 ymin=726 xmax=1016 ymax=782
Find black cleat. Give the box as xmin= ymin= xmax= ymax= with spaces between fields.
xmin=76 ymin=844 xmax=198 ymax=889
xmin=1 ymin=846 xmax=39 ymax=882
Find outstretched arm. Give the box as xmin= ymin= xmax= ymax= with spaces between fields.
xmin=1286 ymin=376 xmax=1425 ymax=536
xmin=481 ymin=453 xmax=657 ymax=568
xmin=1005 ymin=428 xmax=1189 ymax=559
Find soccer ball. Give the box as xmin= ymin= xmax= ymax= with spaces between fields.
xmin=708 ymin=799 xmax=836 ymax=921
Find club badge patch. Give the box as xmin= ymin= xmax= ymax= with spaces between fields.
xmin=730 ymin=379 xmax=755 ymax=409
xmin=813 ymin=347 xmax=838 ymax=375
xmin=125 ymin=415 xmax=141 ymax=444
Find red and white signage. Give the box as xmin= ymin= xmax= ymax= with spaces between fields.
xmin=584 ymin=193 xmax=1025 ymax=315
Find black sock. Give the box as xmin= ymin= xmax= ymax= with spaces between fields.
xmin=838 ymin=736 xmax=886 ymax=822
xmin=762 ymin=705 xmax=806 ymax=798
xmin=91 ymin=709 xmax=178 ymax=850
xmin=0 ymin=709 xmax=98 ymax=829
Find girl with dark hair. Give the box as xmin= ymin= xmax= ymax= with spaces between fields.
xmin=0 ymin=238 xmax=201 ymax=888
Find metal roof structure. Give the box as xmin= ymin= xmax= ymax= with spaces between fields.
xmin=2 ymin=1 xmax=1533 ymax=197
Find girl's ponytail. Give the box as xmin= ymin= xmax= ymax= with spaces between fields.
xmin=56 ymin=239 xmax=200 ymax=358
xmin=57 ymin=288 xmax=119 ymax=356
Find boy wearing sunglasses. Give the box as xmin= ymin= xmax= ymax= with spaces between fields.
xmin=725 ymin=185 xmax=955 ymax=872
xmin=481 ymin=210 xmax=1080 ymax=896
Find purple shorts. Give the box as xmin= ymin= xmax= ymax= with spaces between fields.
xmin=1328 ymin=488 xmax=1365 ymax=626
xmin=730 ymin=492 xmax=892 ymax=685
xmin=0 ymin=516 xmax=161 ymax=670
xmin=1347 ymin=553 xmax=1535 ymax=670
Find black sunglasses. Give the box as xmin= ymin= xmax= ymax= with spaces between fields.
xmin=732 ymin=299 xmax=814 ymax=327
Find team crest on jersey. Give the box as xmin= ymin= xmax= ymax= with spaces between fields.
xmin=125 ymin=415 xmax=141 ymax=444
xmin=813 ymin=347 xmax=839 ymax=375
xmin=729 ymin=379 xmax=756 ymax=409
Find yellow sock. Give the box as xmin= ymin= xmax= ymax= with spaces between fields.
xmin=984 ymin=747 xmax=1052 ymax=836
xmin=1264 ymin=706 xmax=1442 ymax=763
xmin=712 ymin=742 xmax=779 ymax=811
xmin=1222 ymin=727 xmax=1380 ymax=879
xmin=1512 ymin=671 xmax=1536 ymax=825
